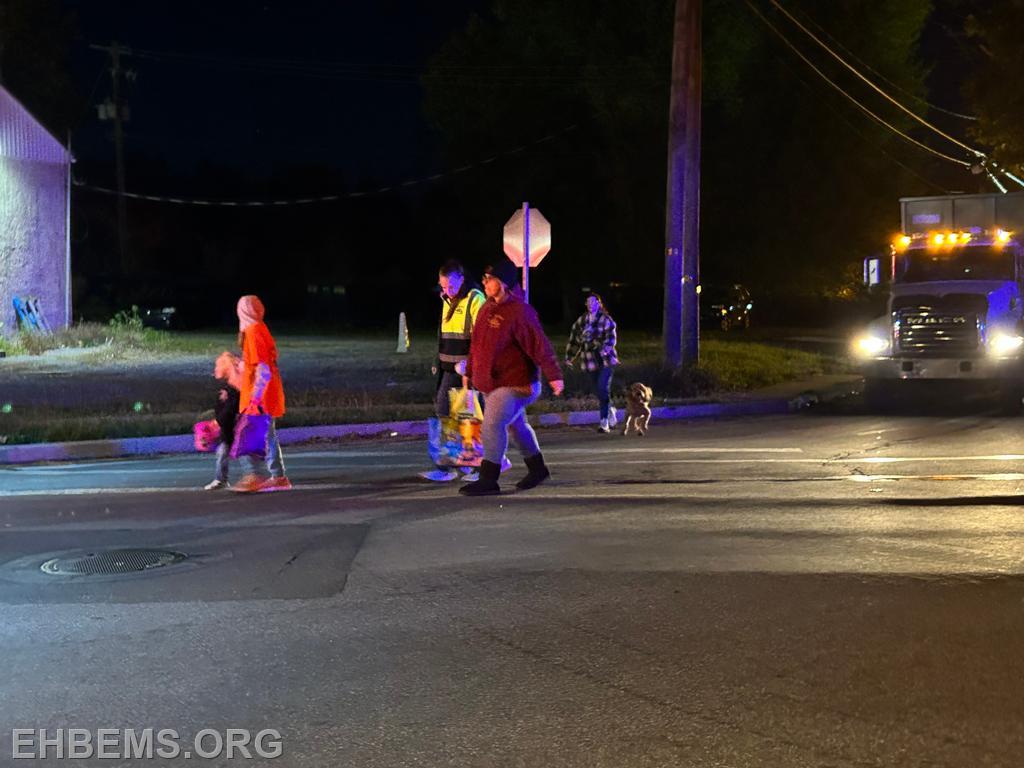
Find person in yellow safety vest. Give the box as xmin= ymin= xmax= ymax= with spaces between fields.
xmin=420 ymin=260 xmax=486 ymax=482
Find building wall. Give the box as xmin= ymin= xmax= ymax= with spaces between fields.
xmin=0 ymin=156 xmax=68 ymax=336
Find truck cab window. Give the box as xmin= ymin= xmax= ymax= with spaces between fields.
xmin=897 ymin=247 xmax=1013 ymax=283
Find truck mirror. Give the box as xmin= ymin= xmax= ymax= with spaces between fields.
xmin=864 ymin=257 xmax=881 ymax=286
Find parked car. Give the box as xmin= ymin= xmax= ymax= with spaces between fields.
xmin=140 ymin=306 xmax=176 ymax=330
xmin=704 ymin=284 xmax=752 ymax=331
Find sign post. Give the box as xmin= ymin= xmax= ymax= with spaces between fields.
xmin=523 ymin=202 xmax=531 ymax=301
xmin=503 ymin=203 xmax=551 ymax=303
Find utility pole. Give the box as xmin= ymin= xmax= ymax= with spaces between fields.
xmin=662 ymin=0 xmax=702 ymax=368
xmin=92 ymin=41 xmax=131 ymax=273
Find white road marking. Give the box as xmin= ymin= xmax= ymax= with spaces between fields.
xmin=570 ymin=454 xmax=1024 ymax=465
xmin=3 ymin=482 xmax=361 ymax=498
xmin=552 ymin=447 xmax=806 ymax=454
xmin=7 ymin=472 xmax=1024 ymax=499
xmin=846 ymin=473 xmax=1024 ymax=482
xmin=8 ymin=462 xmax=427 ymax=476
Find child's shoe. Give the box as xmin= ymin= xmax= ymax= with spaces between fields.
xmin=204 ymin=479 xmax=229 ymax=491
xmin=230 ymin=474 xmax=264 ymax=493
xmin=420 ymin=469 xmax=459 ymax=482
xmin=259 ymin=476 xmax=293 ymax=492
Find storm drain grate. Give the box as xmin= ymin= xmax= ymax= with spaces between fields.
xmin=41 ymin=549 xmax=187 ymax=576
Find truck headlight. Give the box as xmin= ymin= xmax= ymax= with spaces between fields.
xmin=989 ymin=332 xmax=1024 ymax=356
xmin=854 ymin=334 xmax=889 ymax=358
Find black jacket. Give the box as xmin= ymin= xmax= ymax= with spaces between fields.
xmin=214 ymin=385 xmax=241 ymax=446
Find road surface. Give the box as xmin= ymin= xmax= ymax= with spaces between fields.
xmin=2 ymin=408 xmax=1023 ymax=766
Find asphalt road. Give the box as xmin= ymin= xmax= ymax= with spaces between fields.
xmin=2 ymin=408 xmax=1024 ymax=767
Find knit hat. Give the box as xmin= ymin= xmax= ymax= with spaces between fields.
xmin=236 ymin=295 xmax=265 ymax=332
xmin=483 ymin=258 xmax=519 ymax=289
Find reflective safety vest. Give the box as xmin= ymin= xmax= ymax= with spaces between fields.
xmin=438 ymin=288 xmax=485 ymax=372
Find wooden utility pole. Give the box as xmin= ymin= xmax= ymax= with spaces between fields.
xmin=662 ymin=0 xmax=702 ymax=368
xmin=92 ymin=41 xmax=131 ymax=273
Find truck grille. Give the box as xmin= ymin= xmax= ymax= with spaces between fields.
xmin=896 ymin=310 xmax=979 ymax=357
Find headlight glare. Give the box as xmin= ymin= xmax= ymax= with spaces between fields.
xmin=989 ymin=332 xmax=1024 ymax=356
xmin=854 ymin=334 xmax=889 ymax=357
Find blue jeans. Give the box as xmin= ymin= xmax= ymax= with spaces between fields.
xmin=242 ymin=419 xmax=286 ymax=479
xmin=481 ymin=382 xmax=541 ymax=464
xmin=214 ymin=442 xmax=230 ymax=482
xmin=589 ymin=366 xmax=614 ymax=420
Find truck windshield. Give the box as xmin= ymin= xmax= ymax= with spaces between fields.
xmin=897 ymin=246 xmax=1014 ymax=283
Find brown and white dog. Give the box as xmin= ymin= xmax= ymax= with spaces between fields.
xmin=623 ymin=382 xmax=653 ymax=436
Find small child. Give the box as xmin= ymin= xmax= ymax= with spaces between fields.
xmin=205 ymin=351 xmax=243 ymax=490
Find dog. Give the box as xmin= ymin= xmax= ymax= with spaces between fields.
xmin=623 ymin=382 xmax=653 ymax=436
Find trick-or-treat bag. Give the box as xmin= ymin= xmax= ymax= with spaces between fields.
xmin=193 ymin=419 xmax=221 ymax=452
xmin=230 ymin=412 xmax=272 ymax=460
xmin=427 ymin=388 xmax=484 ymax=468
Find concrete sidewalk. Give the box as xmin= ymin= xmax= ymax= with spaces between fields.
xmin=0 ymin=374 xmax=862 ymax=465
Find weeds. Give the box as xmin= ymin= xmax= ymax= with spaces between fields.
xmin=0 ymin=330 xmax=845 ymax=445
xmin=0 ymin=308 xmax=220 ymax=359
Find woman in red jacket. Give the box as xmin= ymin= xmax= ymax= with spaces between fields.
xmin=458 ymin=258 xmax=563 ymax=496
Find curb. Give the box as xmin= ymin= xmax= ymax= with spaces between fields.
xmin=0 ymin=396 xmax=805 ymax=466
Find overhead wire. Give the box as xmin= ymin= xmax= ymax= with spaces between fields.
xmin=779 ymin=3 xmax=977 ymax=121
xmin=73 ymin=124 xmax=579 ymax=206
xmin=987 ymin=171 xmax=1008 ymax=193
xmin=744 ymin=1 xmax=972 ymax=168
xmin=768 ymin=0 xmax=985 ymax=158
xmin=992 ymin=163 xmax=1024 ymax=190
xmin=764 ymin=0 xmax=1021 ymax=194
xmin=765 ymin=40 xmax=949 ymax=193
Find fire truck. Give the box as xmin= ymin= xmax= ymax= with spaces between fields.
xmin=854 ymin=192 xmax=1024 ymax=409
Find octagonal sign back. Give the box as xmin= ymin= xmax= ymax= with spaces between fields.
xmin=503 ymin=207 xmax=551 ymax=268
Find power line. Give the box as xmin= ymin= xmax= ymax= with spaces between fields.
xmin=767 ymin=42 xmax=949 ymax=193
xmin=769 ymin=0 xmax=986 ymax=158
xmin=780 ymin=3 xmax=977 ymax=121
xmin=745 ymin=1 xmax=971 ymax=168
xmin=987 ymin=170 xmax=1008 ymax=193
xmin=73 ymin=124 xmax=578 ymax=207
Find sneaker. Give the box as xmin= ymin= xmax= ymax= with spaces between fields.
xmin=204 ymin=479 xmax=228 ymax=491
xmin=598 ymin=419 xmax=610 ymax=433
xmin=230 ymin=474 xmax=264 ymax=493
xmin=461 ymin=471 xmax=480 ymax=482
xmin=500 ymin=455 xmax=513 ymax=473
xmin=259 ymin=476 xmax=293 ymax=492
xmin=419 ymin=469 xmax=459 ymax=482
xmin=608 ymin=407 xmax=618 ymax=428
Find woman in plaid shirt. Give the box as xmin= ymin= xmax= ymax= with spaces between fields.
xmin=565 ymin=293 xmax=619 ymax=433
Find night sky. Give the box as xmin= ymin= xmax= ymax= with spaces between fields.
xmin=63 ymin=0 xmax=481 ymax=190
xmin=12 ymin=0 xmax=1001 ymax=330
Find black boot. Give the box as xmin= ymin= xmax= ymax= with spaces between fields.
xmin=459 ymin=459 xmax=501 ymax=496
xmin=515 ymin=453 xmax=550 ymax=490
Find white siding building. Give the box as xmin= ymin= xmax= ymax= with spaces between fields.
xmin=0 ymin=83 xmax=71 ymax=335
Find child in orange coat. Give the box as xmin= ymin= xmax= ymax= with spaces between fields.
xmin=231 ymin=295 xmax=291 ymax=493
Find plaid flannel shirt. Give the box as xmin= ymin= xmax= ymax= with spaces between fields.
xmin=565 ymin=311 xmax=618 ymax=371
